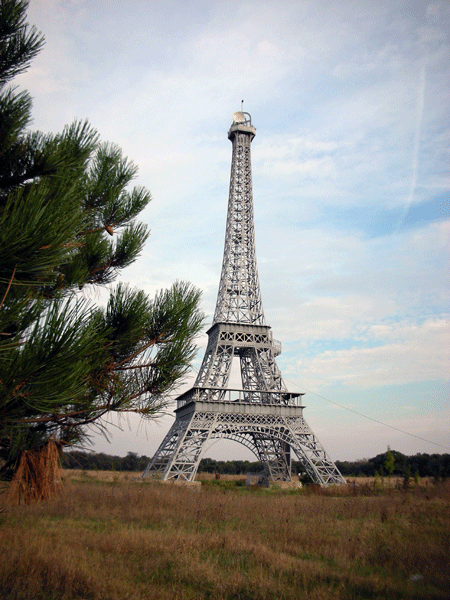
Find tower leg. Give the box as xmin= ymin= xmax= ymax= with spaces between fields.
xmin=143 ymin=411 xmax=217 ymax=482
xmin=194 ymin=331 xmax=234 ymax=401
xmin=285 ymin=415 xmax=345 ymax=485
xmin=240 ymin=347 xmax=286 ymax=397
xmin=252 ymin=434 xmax=291 ymax=482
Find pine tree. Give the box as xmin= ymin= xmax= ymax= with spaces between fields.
xmin=0 ymin=0 xmax=204 ymax=502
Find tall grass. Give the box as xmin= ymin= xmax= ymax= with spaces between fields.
xmin=1 ymin=472 xmax=449 ymax=599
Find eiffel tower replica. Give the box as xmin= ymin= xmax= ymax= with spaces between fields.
xmin=143 ymin=110 xmax=345 ymax=485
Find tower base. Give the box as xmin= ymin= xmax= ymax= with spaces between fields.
xmin=143 ymin=398 xmax=345 ymax=486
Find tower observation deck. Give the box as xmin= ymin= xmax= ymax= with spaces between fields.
xmin=143 ymin=111 xmax=345 ymax=485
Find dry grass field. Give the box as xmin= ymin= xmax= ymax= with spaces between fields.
xmin=1 ymin=470 xmax=449 ymax=600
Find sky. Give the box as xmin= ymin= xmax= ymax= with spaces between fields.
xmin=17 ymin=0 xmax=449 ymax=462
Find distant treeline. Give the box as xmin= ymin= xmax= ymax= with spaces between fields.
xmin=335 ymin=450 xmax=450 ymax=479
xmin=62 ymin=449 xmax=450 ymax=479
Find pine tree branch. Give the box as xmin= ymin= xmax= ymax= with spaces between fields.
xmin=15 ymin=398 xmax=159 ymax=425
xmin=114 ymin=333 xmax=165 ymax=369
xmin=78 ymin=224 xmax=116 ymax=237
xmin=115 ymin=362 xmax=157 ymax=371
xmin=0 ymin=266 xmax=16 ymax=310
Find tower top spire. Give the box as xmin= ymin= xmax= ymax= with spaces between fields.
xmin=228 ymin=109 xmax=256 ymax=140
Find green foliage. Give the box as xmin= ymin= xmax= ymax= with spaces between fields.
xmin=336 ymin=452 xmax=450 ymax=478
xmin=0 ymin=0 xmax=44 ymax=85
xmin=0 ymin=1 xmax=204 ymax=482
xmin=373 ymin=470 xmax=380 ymax=489
xmin=199 ymin=458 xmax=264 ymax=475
xmin=63 ymin=451 xmax=150 ymax=472
xmin=403 ymin=464 xmax=411 ymax=489
xmin=385 ymin=446 xmax=395 ymax=477
xmin=63 ymin=450 xmax=450 ymax=480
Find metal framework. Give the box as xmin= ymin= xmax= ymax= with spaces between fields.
xmin=143 ymin=111 xmax=345 ymax=486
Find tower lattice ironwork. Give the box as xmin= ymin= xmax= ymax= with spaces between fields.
xmin=143 ymin=111 xmax=345 ymax=485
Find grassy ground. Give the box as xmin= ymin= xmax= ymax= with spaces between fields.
xmin=1 ymin=471 xmax=449 ymax=600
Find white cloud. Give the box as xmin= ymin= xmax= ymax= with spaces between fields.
xmin=332 ymin=42 xmax=405 ymax=79
xmin=296 ymin=318 xmax=449 ymax=388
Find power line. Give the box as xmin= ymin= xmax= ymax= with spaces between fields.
xmin=286 ymin=378 xmax=450 ymax=452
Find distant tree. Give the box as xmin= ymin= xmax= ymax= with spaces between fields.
xmin=373 ymin=470 xmax=380 ymax=489
xmin=62 ymin=451 xmax=150 ymax=472
xmin=336 ymin=452 xmax=450 ymax=479
xmin=122 ymin=452 xmax=140 ymax=472
xmin=199 ymin=458 xmax=220 ymax=474
xmin=384 ymin=447 xmax=395 ymax=478
xmin=402 ymin=465 xmax=411 ymax=489
xmin=0 ymin=1 xmax=204 ymax=503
